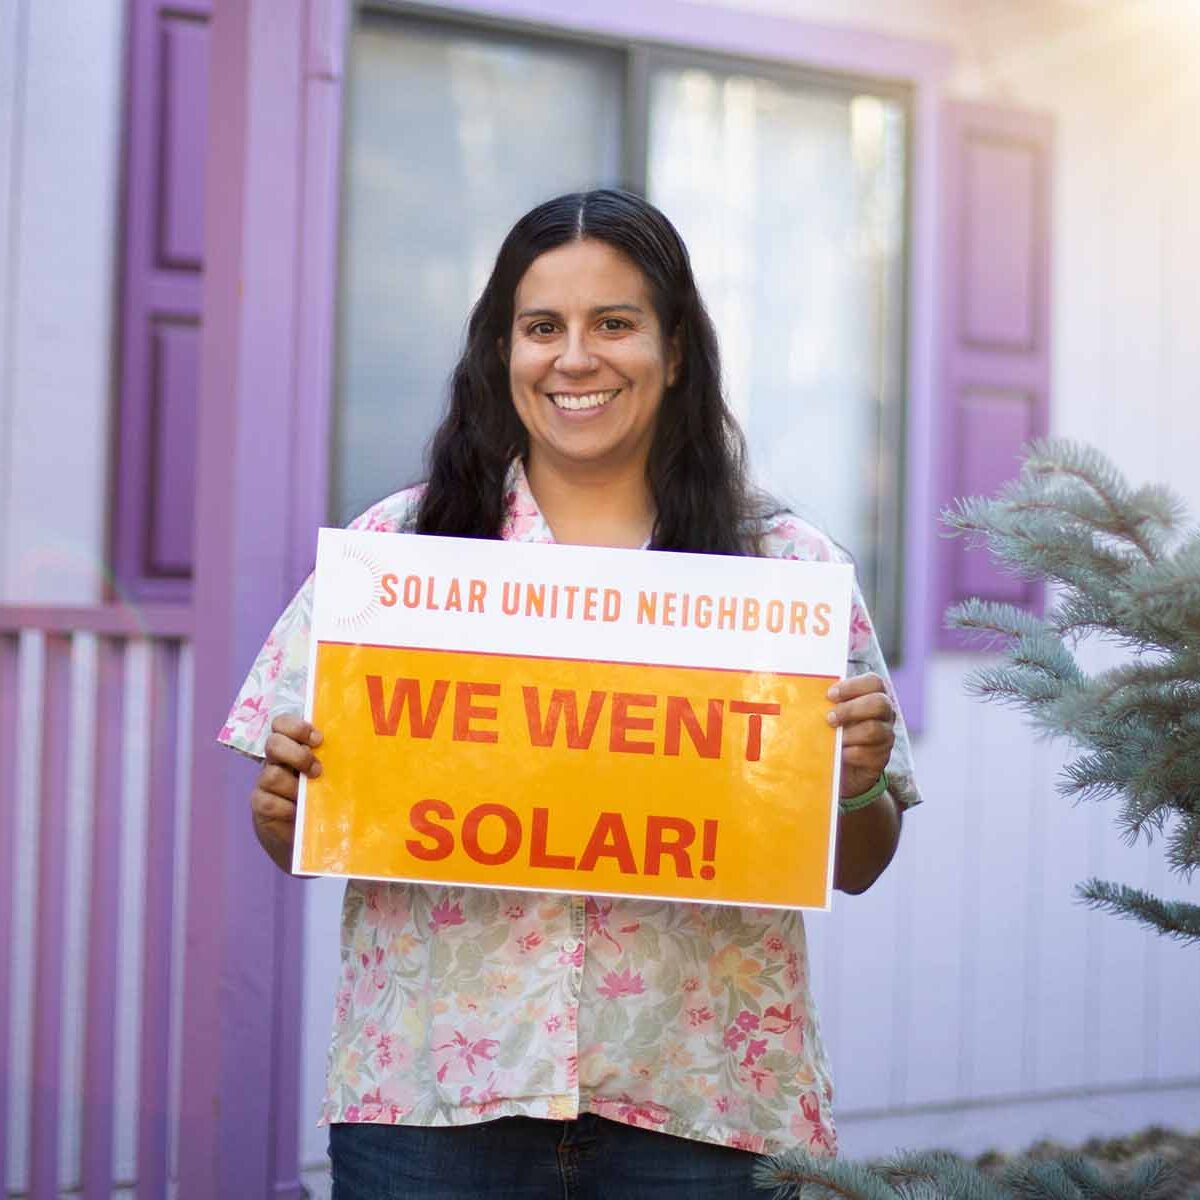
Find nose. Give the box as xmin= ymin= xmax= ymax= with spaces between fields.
xmin=555 ymin=328 xmax=596 ymax=375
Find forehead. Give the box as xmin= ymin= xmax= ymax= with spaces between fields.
xmin=513 ymin=239 xmax=652 ymax=309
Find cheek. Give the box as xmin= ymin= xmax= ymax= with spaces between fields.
xmin=636 ymin=347 xmax=670 ymax=401
xmin=508 ymin=344 xmax=547 ymax=394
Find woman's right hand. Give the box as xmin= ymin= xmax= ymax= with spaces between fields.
xmin=250 ymin=714 xmax=323 ymax=873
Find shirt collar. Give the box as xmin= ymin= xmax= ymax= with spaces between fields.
xmin=500 ymin=458 xmax=556 ymax=544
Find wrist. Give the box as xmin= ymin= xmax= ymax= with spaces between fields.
xmin=839 ymin=771 xmax=888 ymax=814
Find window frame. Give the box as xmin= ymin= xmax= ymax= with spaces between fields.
xmin=341 ymin=0 xmax=952 ymax=729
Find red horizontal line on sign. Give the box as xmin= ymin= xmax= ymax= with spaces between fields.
xmin=314 ymin=639 xmax=837 ymax=681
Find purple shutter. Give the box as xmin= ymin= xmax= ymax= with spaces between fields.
xmin=934 ymin=100 xmax=1053 ymax=649
xmin=112 ymin=0 xmax=211 ymax=603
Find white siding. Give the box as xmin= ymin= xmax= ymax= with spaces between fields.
xmin=0 ymin=0 xmax=125 ymax=606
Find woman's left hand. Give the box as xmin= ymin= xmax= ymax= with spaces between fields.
xmin=827 ymin=673 xmax=895 ymax=799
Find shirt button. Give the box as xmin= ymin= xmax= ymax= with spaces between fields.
xmin=563 ymin=938 xmax=581 ymax=954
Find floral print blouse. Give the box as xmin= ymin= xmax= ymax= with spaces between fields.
xmin=219 ymin=460 xmax=920 ymax=1156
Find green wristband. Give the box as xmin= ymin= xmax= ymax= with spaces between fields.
xmin=839 ymin=771 xmax=888 ymax=814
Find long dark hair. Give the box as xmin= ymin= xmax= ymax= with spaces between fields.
xmin=416 ymin=189 xmax=766 ymax=554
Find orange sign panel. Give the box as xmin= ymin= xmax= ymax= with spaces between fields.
xmin=298 ymin=643 xmax=839 ymax=908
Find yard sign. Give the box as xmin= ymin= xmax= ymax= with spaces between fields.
xmin=295 ymin=530 xmax=853 ymax=909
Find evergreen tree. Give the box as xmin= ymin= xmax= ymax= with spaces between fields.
xmin=942 ymin=438 xmax=1199 ymax=945
xmin=760 ymin=441 xmax=1198 ymax=1198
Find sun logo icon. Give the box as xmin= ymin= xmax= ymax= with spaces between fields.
xmin=331 ymin=541 xmax=387 ymax=631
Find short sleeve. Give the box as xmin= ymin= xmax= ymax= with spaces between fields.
xmin=217 ymin=574 xmax=315 ymax=761
xmin=215 ymin=488 xmax=423 ymax=762
xmin=759 ymin=512 xmax=921 ymax=810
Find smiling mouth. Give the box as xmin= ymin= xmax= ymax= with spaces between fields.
xmin=547 ymin=388 xmax=621 ymax=412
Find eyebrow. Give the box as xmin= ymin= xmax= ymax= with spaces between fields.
xmin=514 ymin=303 xmax=646 ymax=321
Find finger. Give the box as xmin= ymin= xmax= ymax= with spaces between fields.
xmin=250 ymin=786 xmax=298 ymax=823
xmin=826 ymin=693 xmax=894 ymax=728
xmin=270 ymin=714 xmax=324 ymax=748
xmin=264 ymin=731 xmax=322 ymax=777
xmin=258 ymin=762 xmax=301 ymax=801
xmin=839 ymin=720 xmax=895 ymax=748
xmin=841 ymin=745 xmax=891 ymax=773
xmin=826 ymin=673 xmax=886 ymax=704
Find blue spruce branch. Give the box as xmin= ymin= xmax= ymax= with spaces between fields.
xmin=1077 ymin=879 xmax=1200 ymax=945
xmin=942 ymin=440 xmax=1198 ymax=946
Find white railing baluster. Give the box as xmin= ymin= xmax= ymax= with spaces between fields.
xmin=0 ymin=606 xmax=192 ymax=1196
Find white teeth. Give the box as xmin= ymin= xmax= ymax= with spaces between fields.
xmin=549 ymin=389 xmax=619 ymax=411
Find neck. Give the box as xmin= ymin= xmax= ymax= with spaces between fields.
xmin=525 ymin=454 xmax=656 ymax=549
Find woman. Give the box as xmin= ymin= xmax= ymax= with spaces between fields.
xmin=220 ymin=189 xmax=920 ymax=1198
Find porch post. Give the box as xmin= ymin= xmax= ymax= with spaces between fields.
xmin=180 ymin=2 xmax=346 ymax=1196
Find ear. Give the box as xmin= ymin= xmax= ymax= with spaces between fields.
xmin=666 ymin=329 xmax=684 ymax=388
xmin=496 ymin=337 xmax=509 ymax=366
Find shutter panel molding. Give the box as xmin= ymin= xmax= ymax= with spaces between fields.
xmin=934 ymin=100 xmax=1053 ymax=650
xmin=111 ymin=0 xmax=211 ymax=603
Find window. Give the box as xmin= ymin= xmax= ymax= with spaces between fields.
xmin=644 ymin=56 xmax=908 ymax=656
xmin=334 ymin=16 xmax=624 ymax=519
xmin=334 ymin=7 xmax=911 ymax=659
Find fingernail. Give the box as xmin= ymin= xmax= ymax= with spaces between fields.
xmin=309 ymin=730 xmax=323 ymax=747
xmin=310 ymin=761 xmax=323 ymax=778
xmin=826 ymin=711 xmax=838 ymax=726
xmin=826 ymin=685 xmax=840 ymax=701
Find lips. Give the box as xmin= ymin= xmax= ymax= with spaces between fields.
xmin=547 ymin=388 xmax=621 ymax=412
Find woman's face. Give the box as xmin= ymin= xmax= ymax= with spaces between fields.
xmin=507 ymin=238 xmax=679 ymax=478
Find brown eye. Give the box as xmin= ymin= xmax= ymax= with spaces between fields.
xmin=529 ymin=321 xmax=556 ymax=337
xmin=600 ymin=317 xmax=630 ymax=332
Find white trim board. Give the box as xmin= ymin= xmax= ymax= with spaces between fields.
xmin=837 ymin=1079 xmax=1200 ymax=1160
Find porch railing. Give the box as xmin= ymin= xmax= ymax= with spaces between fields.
xmin=0 ymin=605 xmax=192 ymax=1199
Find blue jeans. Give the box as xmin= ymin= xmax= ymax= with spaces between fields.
xmin=328 ymin=1114 xmax=769 ymax=1198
